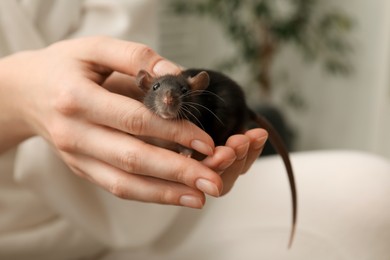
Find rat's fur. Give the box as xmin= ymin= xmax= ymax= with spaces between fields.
xmin=137 ymin=69 xmax=297 ymax=248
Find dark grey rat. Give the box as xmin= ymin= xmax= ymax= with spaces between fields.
xmin=136 ymin=68 xmax=297 ymax=248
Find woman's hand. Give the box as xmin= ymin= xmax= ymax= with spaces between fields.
xmin=0 ymin=36 xmax=267 ymax=207
xmin=0 ymin=36 xmax=226 ymax=209
xmin=202 ymin=129 xmax=268 ymax=195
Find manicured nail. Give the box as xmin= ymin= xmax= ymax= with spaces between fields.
xmin=191 ymin=140 xmax=213 ymax=156
xmin=196 ymin=178 xmax=220 ymax=197
xmin=179 ymin=195 xmax=203 ymax=209
xmin=254 ymin=136 xmax=268 ymax=150
xmin=153 ymin=60 xmax=181 ymax=75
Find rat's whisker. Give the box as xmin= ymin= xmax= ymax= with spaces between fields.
xmin=187 ymin=90 xmax=226 ymax=103
xmin=185 ymin=101 xmax=225 ymax=126
xmin=202 ymin=90 xmax=226 ymax=103
xmin=178 ymin=111 xmax=190 ymax=126
xmin=181 ymin=105 xmax=205 ymax=131
xmin=181 ymin=90 xmax=202 ymax=99
xmin=182 ymin=102 xmax=201 ymax=115
xmin=180 ymin=90 xmax=206 ymax=99
xmin=178 ymin=109 xmax=188 ymax=122
xmin=180 ymin=92 xmax=199 ymax=100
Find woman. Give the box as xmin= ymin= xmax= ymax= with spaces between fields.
xmin=2 ymin=1 xmax=390 ymax=260
xmin=0 ymin=1 xmax=266 ymax=258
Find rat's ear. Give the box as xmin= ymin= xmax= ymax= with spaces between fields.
xmin=136 ymin=70 xmax=154 ymax=92
xmin=188 ymin=71 xmax=210 ymax=91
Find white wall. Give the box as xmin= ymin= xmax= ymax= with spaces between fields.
xmin=285 ymin=0 xmax=390 ymax=157
xmin=159 ymin=0 xmax=390 ymax=158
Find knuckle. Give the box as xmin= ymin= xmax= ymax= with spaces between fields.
xmin=129 ymin=115 xmax=145 ymax=134
xmin=131 ymin=44 xmax=155 ymax=59
xmin=120 ymin=109 xmax=149 ymax=134
xmin=171 ymin=164 xmax=188 ymax=184
xmin=109 ymin=179 xmax=128 ymax=199
xmin=127 ymin=44 xmax=157 ymax=68
xmin=155 ymin=187 xmax=177 ymax=205
xmin=54 ymin=89 xmax=81 ymax=116
xmin=118 ymin=148 xmax=141 ymax=173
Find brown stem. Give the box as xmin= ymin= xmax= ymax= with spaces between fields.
xmin=258 ymin=25 xmax=278 ymax=96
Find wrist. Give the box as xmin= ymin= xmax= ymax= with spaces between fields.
xmin=0 ymin=117 xmax=34 ymax=153
xmin=0 ymin=51 xmax=37 ymax=152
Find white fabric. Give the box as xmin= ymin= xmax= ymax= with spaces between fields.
xmin=14 ymin=137 xmax=181 ymax=249
xmin=102 ymin=150 xmax=390 ymax=260
xmin=0 ymin=0 xmax=158 ymax=55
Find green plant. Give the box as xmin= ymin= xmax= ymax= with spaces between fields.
xmin=170 ymin=0 xmax=354 ymax=97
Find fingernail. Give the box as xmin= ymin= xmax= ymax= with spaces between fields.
xmin=179 ymin=195 xmax=203 ymax=209
xmin=196 ymin=178 xmax=220 ymax=197
xmin=153 ymin=60 xmax=181 ymax=75
xmin=191 ymin=140 xmax=213 ymax=156
xmin=236 ymin=142 xmax=250 ymax=160
xmin=254 ymin=136 xmax=268 ymax=150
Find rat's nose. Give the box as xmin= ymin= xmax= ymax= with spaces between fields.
xmin=163 ymin=95 xmax=173 ymax=105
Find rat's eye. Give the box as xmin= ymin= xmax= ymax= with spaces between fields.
xmin=152 ymin=82 xmax=160 ymax=91
xmin=181 ymin=86 xmax=188 ymax=94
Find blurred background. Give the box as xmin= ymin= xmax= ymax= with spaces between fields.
xmin=155 ymin=0 xmax=390 ymax=159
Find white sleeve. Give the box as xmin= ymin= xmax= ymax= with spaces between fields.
xmin=70 ymin=0 xmax=158 ymax=49
xmin=0 ymin=0 xmax=158 ymax=56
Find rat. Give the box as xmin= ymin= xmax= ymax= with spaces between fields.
xmin=136 ymin=68 xmax=297 ymax=248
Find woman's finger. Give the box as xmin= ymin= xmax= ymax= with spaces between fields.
xmin=242 ymin=128 xmax=268 ymax=173
xmin=202 ymin=146 xmax=237 ymax=173
xmin=62 ymin=153 xmax=206 ymax=209
xmin=201 ymin=135 xmax=250 ymax=196
xmin=60 ymin=122 xmax=222 ymax=197
xmin=73 ymin=36 xmax=181 ymax=76
xmin=218 ymin=135 xmax=250 ymax=195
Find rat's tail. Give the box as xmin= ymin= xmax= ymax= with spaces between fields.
xmin=249 ymin=109 xmax=298 ymax=249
